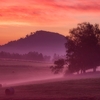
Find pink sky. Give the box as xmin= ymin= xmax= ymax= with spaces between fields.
xmin=0 ymin=0 xmax=100 ymax=44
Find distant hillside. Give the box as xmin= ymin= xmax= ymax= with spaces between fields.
xmin=0 ymin=30 xmax=66 ymax=57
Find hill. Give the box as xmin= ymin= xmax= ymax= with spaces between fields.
xmin=0 ymin=30 xmax=66 ymax=57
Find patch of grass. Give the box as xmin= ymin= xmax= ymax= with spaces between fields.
xmin=0 ymin=59 xmax=54 ymax=86
xmin=0 ymin=59 xmax=52 ymax=67
xmin=1 ymin=78 xmax=100 ymax=100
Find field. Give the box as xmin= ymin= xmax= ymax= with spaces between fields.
xmin=0 ymin=59 xmax=62 ymax=87
xmin=0 ymin=78 xmax=100 ymax=100
xmin=0 ymin=59 xmax=100 ymax=100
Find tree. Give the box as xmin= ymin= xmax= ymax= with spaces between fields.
xmin=50 ymin=59 xmax=65 ymax=74
xmin=65 ymin=22 xmax=100 ymax=73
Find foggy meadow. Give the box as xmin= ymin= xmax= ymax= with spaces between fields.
xmin=1 ymin=0 xmax=100 ymax=99
xmin=1 ymin=23 xmax=100 ymax=100
xmin=0 ymin=59 xmax=63 ymax=87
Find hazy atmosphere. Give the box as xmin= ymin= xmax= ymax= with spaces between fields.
xmin=0 ymin=0 xmax=100 ymax=100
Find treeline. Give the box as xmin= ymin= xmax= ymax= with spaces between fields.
xmin=0 ymin=51 xmax=51 ymax=61
xmin=52 ymin=53 xmax=66 ymax=61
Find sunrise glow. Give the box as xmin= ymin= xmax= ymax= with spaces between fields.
xmin=0 ymin=0 xmax=100 ymax=44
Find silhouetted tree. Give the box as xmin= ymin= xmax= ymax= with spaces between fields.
xmin=50 ymin=22 xmax=100 ymax=74
xmin=50 ymin=59 xmax=65 ymax=74
xmin=65 ymin=22 xmax=100 ymax=73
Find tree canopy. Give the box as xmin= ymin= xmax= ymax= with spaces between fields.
xmin=51 ymin=22 xmax=100 ymax=74
xmin=50 ymin=59 xmax=65 ymax=74
xmin=65 ymin=22 xmax=100 ymax=73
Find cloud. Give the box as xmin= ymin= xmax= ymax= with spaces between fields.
xmin=0 ymin=0 xmax=100 ymax=26
xmin=0 ymin=0 xmax=100 ymax=44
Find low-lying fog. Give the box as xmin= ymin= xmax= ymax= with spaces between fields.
xmin=1 ymin=64 xmax=100 ymax=87
xmin=0 ymin=65 xmax=63 ymax=87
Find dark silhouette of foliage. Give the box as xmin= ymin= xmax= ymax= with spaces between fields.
xmin=0 ymin=51 xmax=50 ymax=61
xmin=50 ymin=59 xmax=65 ymax=74
xmin=65 ymin=22 xmax=100 ymax=73
xmin=52 ymin=53 xmax=66 ymax=61
xmin=50 ymin=22 xmax=100 ymax=74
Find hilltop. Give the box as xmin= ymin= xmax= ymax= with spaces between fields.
xmin=0 ymin=30 xmax=66 ymax=57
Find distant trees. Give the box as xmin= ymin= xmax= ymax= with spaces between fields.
xmin=51 ymin=22 xmax=100 ymax=74
xmin=0 ymin=51 xmax=51 ymax=62
xmin=25 ymin=32 xmax=34 ymax=38
xmin=52 ymin=53 xmax=66 ymax=61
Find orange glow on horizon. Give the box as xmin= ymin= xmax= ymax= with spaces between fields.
xmin=0 ymin=0 xmax=100 ymax=44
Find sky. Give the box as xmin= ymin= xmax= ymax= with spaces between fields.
xmin=0 ymin=0 xmax=100 ymax=45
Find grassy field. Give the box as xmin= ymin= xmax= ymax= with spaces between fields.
xmin=0 ymin=59 xmax=100 ymax=100
xmin=0 ymin=78 xmax=100 ymax=100
xmin=0 ymin=58 xmax=52 ymax=67
xmin=0 ymin=59 xmax=56 ymax=85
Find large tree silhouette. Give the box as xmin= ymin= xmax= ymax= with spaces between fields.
xmin=65 ymin=22 xmax=100 ymax=73
xmin=51 ymin=22 xmax=100 ymax=74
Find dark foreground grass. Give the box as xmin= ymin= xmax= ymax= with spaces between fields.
xmin=1 ymin=78 xmax=100 ymax=100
